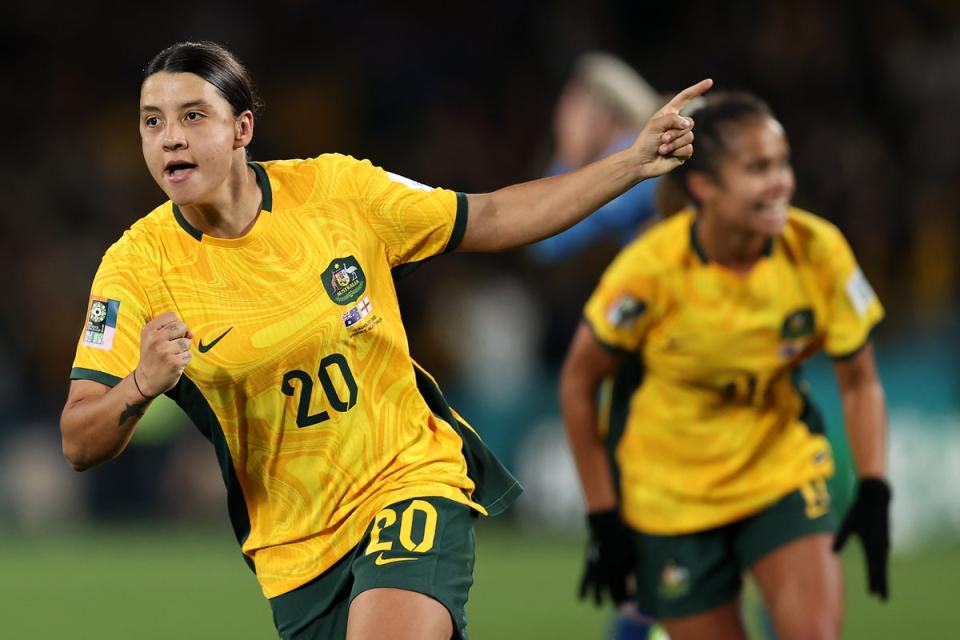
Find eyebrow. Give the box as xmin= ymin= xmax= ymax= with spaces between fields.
xmin=140 ymin=99 xmax=214 ymax=113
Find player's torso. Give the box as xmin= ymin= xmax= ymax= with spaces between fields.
xmin=642 ymin=238 xmax=823 ymax=410
xmin=148 ymin=178 xmax=475 ymax=563
xmin=619 ymin=219 xmax=834 ymax=533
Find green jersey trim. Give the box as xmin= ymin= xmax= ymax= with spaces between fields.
xmin=171 ymin=161 xmax=273 ymax=242
xmin=70 ymin=367 xmax=123 ymax=388
xmin=391 ymin=191 xmax=469 ymax=281
xmin=412 ymin=362 xmax=522 ymax=516
xmin=690 ymin=218 xmax=774 ymax=263
xmin=600 ymin=357 xmax=645 ymax=499
xmin=166 ymin=375 xmax=255 ymax=573
xmin=791 ymin=368 xmax=826 ymax=436
xmin=582 ymin=315 xmax=636 ymax=360
xmin=444 ymin=192 xmax=469 ymax=254
xmin=828 ymin=324 xmax=881 ymax=361
xmin=250 ymin=162 xmax=274 ymax=212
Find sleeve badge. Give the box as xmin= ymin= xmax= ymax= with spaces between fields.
xmin=605 ymin=295 xmax=646 ymax=329
xmin=82 ymin=297 xmax=121 ymax=350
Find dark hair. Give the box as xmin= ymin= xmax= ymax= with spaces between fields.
xmin=668 ymin=91 xmax=775 ymax=206
xmin=143 ymin=41 xmax=263 ymax=117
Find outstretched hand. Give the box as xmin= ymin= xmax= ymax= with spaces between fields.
xmin=631 ymin=78 xmax=713 ymax=179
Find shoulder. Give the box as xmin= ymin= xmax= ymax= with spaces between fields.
xmin=258 ymin=154 xmax=378 ymax=207
xmin=618 ymin=210 xmax=693 ymax=271
xmin=781 ymin=207 xmax=851 ymax=266
xmin=100 ymin=204 xmax=172 ymax=269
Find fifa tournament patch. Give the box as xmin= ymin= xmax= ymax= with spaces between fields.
xmin=323 ymin=256 xmax=366 ymax=305
xmin=845 ymin=268 xmax=876 ymax=317
xmin=83 ymin=297 xmax=120 ymax=350
xmin=605 ymin=294 xmax=646 ymax=329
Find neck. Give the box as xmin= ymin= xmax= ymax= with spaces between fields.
xmin=696 ymin=212 xmax=770 ymax=273
xmin=179 ymin=161 xmax=262 ymax=239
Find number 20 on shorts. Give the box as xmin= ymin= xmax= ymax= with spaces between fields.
xmin=365 ymin=500 xmax=439 ymax=556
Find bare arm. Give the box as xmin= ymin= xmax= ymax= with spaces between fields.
xmin=460 ymin=79 xmax=713 ymax=252
xmin=833 ymin=342 xmax=887 ymax=478
xmin=60 ymin=377 xmax=155 ymax=471
xmin=60 ymin=312 xmax=193 ymax=471
xmin=560 ymin=323 xmax=625 ymax=512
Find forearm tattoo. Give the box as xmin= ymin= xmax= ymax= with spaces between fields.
xmin=118 ymin=401 xmax=148 ymax=428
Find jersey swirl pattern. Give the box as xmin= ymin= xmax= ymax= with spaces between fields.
xmin=584 ymin=209 xmax=884 ymax=535
xmin=71 ymin=155 xmax=520 ymax=597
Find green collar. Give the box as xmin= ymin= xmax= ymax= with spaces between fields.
xmin=690 ymin=218 xmax=774 ymax=264
xmin=172 ymin=161 xmax=272 ymax=241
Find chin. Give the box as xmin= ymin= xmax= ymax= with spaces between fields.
xmin=759 ymin=218 xmax=787 ymax=236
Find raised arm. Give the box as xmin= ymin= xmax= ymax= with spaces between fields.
xmin=461 ymin=79 xmax=712 ymax=252
xmin=60 ymin=312 xmax=192 ymax=470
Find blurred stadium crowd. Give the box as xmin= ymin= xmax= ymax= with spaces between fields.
xmin=0 ymin=1 xmax=956 ymax=543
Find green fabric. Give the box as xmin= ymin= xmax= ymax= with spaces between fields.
xmin=69 ymin=367 xmax=122 ymax=388
xmin=269 ymin=497 xmax=477 ymax=640
xmin=634 ymin=487 xmax=836 ymax=618
xmin=603 ymin=357 xmax=644 ymax=499
xmin=412 ymin=363 xmax=522 ymax=515
xmin=165 ymin=376 xmax=254 ymax=571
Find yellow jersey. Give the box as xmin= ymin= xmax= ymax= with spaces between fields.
xmin=71 ymin=155 xmax=520 ymax=597
xmin=584 ymin=208 xmax=883 ymax=535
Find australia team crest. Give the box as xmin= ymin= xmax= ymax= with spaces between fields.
xmin=322 ymin=256 xmax=366 ymax=305
xmin=779 ymin=307 xmax=816 ymax=358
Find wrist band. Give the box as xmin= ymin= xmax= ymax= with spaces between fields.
xmin=132 ymin=368 xmax=156 ymax=400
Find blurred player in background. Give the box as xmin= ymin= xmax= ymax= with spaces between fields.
xmin=528 ymin=52 xmax=665 ymax=639
xmin=562 ymin=92 xmax=891 ymax=640
xmin=59 ymin=40 xmax=710 ymax=640
xmin=530 ymin=52 xmax=663 ymax=264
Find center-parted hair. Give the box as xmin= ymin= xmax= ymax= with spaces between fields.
xmin=661 ymin=92 xmax=775 ymax=212
xmin=143 ymin=41 xmax=263 ymax=117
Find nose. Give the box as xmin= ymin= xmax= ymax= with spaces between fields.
xmin=163 ymin=122 xmax=187 ymax=152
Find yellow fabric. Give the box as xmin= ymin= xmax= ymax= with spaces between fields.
xmin=72 ymin=154 xmax=485 ymax=597
xmin=584 ymin=208 xmax=884 ymax=534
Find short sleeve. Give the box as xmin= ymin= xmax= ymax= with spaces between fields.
xmin=583 ymin=244 xmax=661 ymax=355
xmin=70 ymin=250 xmax=152 ymax=387
xmin=821 ymin=231 xmax=884 ymax=358
xmin=345 ymin=157 xmax=467 ymax=267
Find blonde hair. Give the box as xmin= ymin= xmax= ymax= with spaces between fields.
xmin=574 ymin=52 xmax=662 ymax=126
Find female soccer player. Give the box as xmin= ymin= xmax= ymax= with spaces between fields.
xmin=59 ymin=41 xmax=710 ymax=640
xmin=562 ymin=92 xmax=891 ymax=640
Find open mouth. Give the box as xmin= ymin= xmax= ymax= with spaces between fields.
xmin=164 ymin=161 xmax=198 ymax=179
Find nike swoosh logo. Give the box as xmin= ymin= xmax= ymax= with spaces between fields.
xmin=198 ymin=327 xmax=233 ymax=353
xmin=374 ymin=553 xmax=418 ymax=566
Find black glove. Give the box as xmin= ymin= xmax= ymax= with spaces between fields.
xmin=832 ymin=477 xmax=892 ymax=600
xmin=579 ymin=509 xmax=636 ymax=606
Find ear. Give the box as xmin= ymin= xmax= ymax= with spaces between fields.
xmin=686 ymin=171 xmax=718 ymax=205
xmin=234 ymin=110 xmax=255 ymax=150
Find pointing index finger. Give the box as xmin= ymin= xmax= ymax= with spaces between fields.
xmin=661 ymin=78 xmax=714 ymax=115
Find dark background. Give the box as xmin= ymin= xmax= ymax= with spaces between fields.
xmin=0 ymin=0 xmax=956 ymax=523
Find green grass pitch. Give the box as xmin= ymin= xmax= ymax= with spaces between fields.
xmin=1 ymin=522 xmax=956 ymax=638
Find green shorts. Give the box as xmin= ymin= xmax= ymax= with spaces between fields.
xmin=269 ymin=496 xmax=478 ymax=640
xmin=635 ymin=480 xmax=836 ymax=619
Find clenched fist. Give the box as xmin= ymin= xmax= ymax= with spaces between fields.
xmin=134 ymin=311 xmax=193 ymax=398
